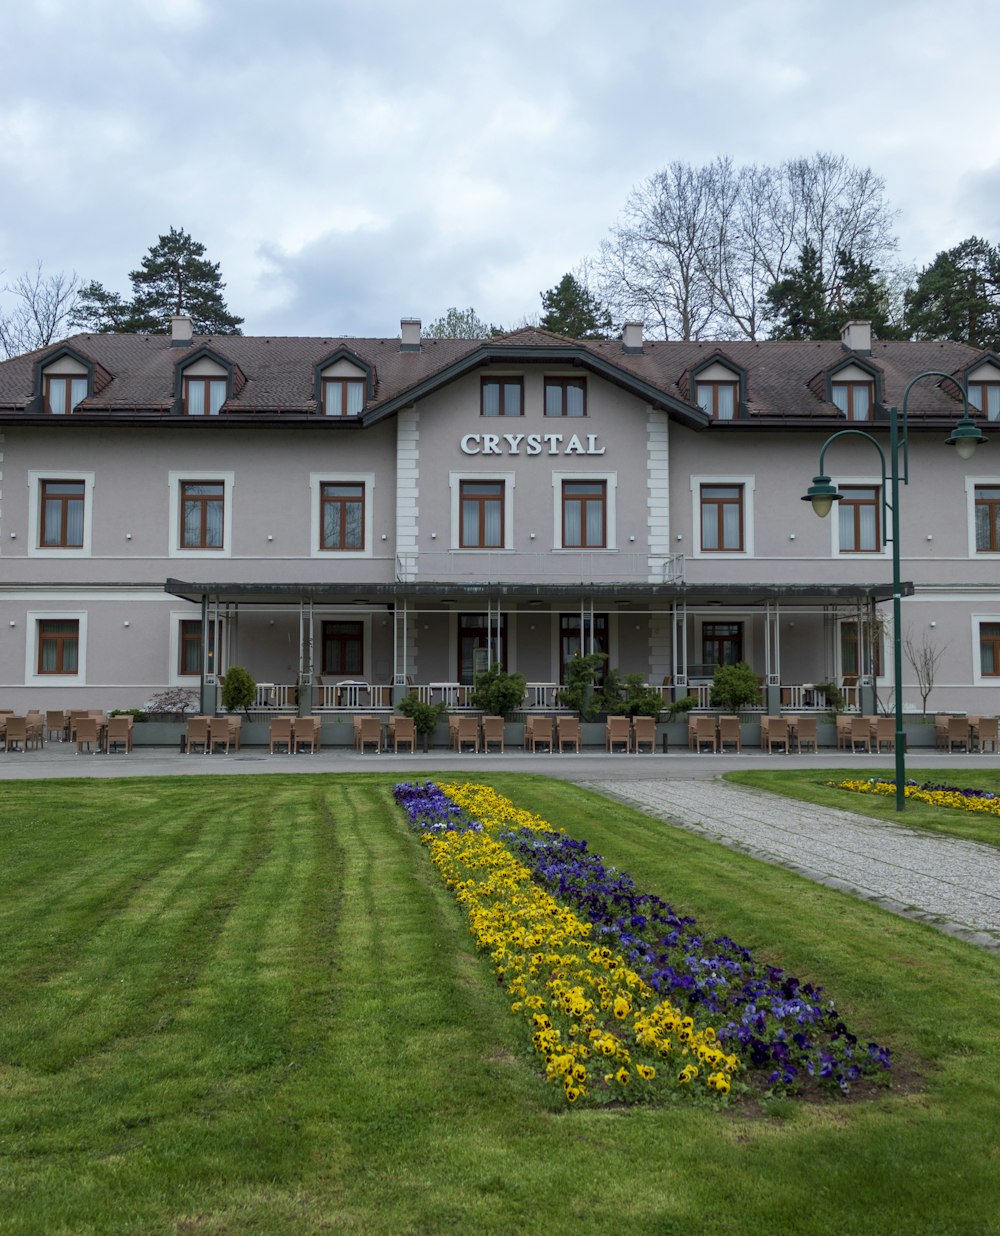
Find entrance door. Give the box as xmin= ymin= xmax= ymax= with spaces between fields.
xmin=559 ymin=613 xmax=609 ymax=682
xmin=702 ymin=622 xmax=742 ymax=667
xmin=321 ymin=620 xmax=364 ymax=676
xmin=457 ymin=614 xmax=507 ymax=684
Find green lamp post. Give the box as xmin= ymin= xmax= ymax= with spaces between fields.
xmin=802 ymin=371 xmax=987 ymax=810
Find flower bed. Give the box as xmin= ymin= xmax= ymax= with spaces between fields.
xmin=834 ymin=777 xmax=1000 ymax=817
xmin=395 ymin=781 xmax=892 ymax=1104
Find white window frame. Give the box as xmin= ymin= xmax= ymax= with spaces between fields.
xmin=551 ymin=471 xmax=617 ymax=551
xmin=830 ymin=477 xmax=889 ymax=558
xmin=972 ymin=613 xmax=1000 ymax=686
xmin=309 ymin=472 xmax=375 ymax=558
xmin=27 ymin=470 xmax=95 ymax=558
xmin=25 ymin=610 xmax=88 ymax=686
xmin=449 ymin=472 xmax=515 ymax=551
xmin=964 ymin=477 xmax=1000 ymax=557
xmin=690 ymin=474 xmax=754 ymax=559
xmin=168 ymin=471 xmax=234 ymax=559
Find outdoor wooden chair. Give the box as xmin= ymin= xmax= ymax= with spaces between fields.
xmin=208 ymin=717 xmax=232 ymax=754
xmin=873 ymin=716 xmax=894 ymax=753
xmin=186 ymin=716 xmax=210 ymax=754
xmin=766 ymin=716 xmax=789 ymax=754
xmin=717 ymin=715 xmax=741 ymax=753
xmin=227 ymin=716 xmax=242 ymax=751
xmin=934 ymin=714 xmax=951 ymax=750
xmin=836 ymin=714 xmax=854 ymax=751
xmin=975 ymin=715 xmax=998 ymax=753
xmin=105 ymin=715 xmax=133 ymax=754
xmin=390 ymin=715 xmax=416 ymax=754
xmin=453 ymin=715 xmax=479 ymax=753
xmin=293 ymin=716 xmax=321 ymax=754
xmin=75 ymin=715 xmax=101 ymax=755
xmin=947 ymin=716 xmax=970 ymax=752
xmin=357 ymin=716 xmax=383 ymax=754
xmin=480 ymin=715 xmax=505 ymax=754
xmin=556 ymin=715 xmax=581 ymax=753
xmin=46 ymin=709 xmax=68 ymax=742
xmin=631 ymin=715 xmax=656 ymax=753
xmin=793 ymin=715 xmax=818 ymax=753
xmin=692 ymin=714 xmax=718 ymax=754
xmin=605 ymin=715 xmax=631 ymax=753
xmin=5 ymin=716 xmax=42 ymax=753
xmin=268 ymin=716 xmax=293 ymax=754
xmin=849 ymin=716 xmax=871 ymax=754
xmin=527 ymin=716 xmax=553 ymax=753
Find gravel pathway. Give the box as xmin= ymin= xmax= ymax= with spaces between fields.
xmin=588 ymin=778 xmax=1000 ymax=952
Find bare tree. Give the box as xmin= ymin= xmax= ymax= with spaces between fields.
xmin=0 ymin=263 xmax=80 ymax=358
xmin=597 ymin=153 xmax=900 ymax=341
xmin=903 ymin=627 xmax=948 ymax=718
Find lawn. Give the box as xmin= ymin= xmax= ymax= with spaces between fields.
xmin=1 ymin=772 xmax=999 ymax=1235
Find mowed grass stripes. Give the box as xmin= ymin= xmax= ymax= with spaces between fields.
xmin=0 ymin=772 xmax=999 ymax=1235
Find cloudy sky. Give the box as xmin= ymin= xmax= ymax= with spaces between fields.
xmin=3 ymin=0 xmax=1000 ymax=338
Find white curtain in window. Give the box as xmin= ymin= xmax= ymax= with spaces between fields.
xmin=483 ymin=500 xmax=501 ymax=546
xmin=347 ymin=382 xmax=364 ymax=415
xmin=187 ymin=383 xmax=205 ymax=415
xmin=585 ymin=500 xmax=602 ymax=545
xmin=482 ymin=384 xmax=500 ymax=417
xmin=702 ymin=506 xmax=718 ymax=550
xmin=204 ymin=501 xmax=224 ymax=547
xmin=503 ymin=382 xmax=521 ymax=416
xmin=209 ymin=380 xmax=226 ymax=414
xmin=564 ymin=504 xmax=581 ymax=546
xmin=857 ymin=504 xmax=877 ymax=550
xmin=717 ymin=385 xmax=735 ymax=420
xmin=722 ymin=503 xmax=740 ymax=548
xmin=65 ymin=500 xmax=84 ymax=545
xmin=566 ymin=385 xmax=584 ymax=417
xmin=462 ymin=500 xmax=480 ymax=545
xmin=70 ymin=377 xmax=88 ymax=411
xmin=48 ymin=381 xmax=67 ymax=415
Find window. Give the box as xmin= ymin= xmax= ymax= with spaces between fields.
xmin=968 ymin=381 xmax=1000 ymax=421
xmin=481 ymin=377 xmax=523 ymax=417
xmin=841 ymin=621 xmax=882 ymax=679
xmin=180 ymin=481 xmax=225 ymax=549
xmin=702 ymin=622 xmax=742 ymax=667
xmin=980 ymin=622 xmax=1000 ymax=676
xmin=178 ymin=619 xmax=217 ymax=676
xmin=700 ymin=484 xmax=744 ymax=552
xmin=39 ymin=480 xmax=85 ymax=547
xmin=321 ymin=482 xmax=365 ymax=551
xmin=37 ymin=619 xmax=79 ymax=675
xmin=696 ymin=381 xmax=738 ymax=420
xmin=838 ymin=486 xmax=881 ymax=552
xmin=458 ymin=613 xmax=508 ymax=683
xmin=460 ymin=481 xmax=505 ymax=548
xmin=323 ymin=378 xmax=365 ymax=417
xmin=322 ymin=620 xmax=363 ymax=675
xmin=832 ymin=381 xmax=873 ymax=421
xmin=44 ymin=374 xmax=88 ymax=415
xmin=560 ymin=614 xmax=608 ymax=682
xmin=544 ymin=378 xmax=586 ymax=417
xmin=183 ymin=376 xmax=227 ymax=416
xmin=562 ymin=480 xmax=606 ymax=548
xmin=975 ymin=486 xmax=1000 ymax=552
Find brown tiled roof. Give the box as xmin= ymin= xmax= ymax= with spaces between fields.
xmin=0 ymin=329 xmax=987 ymax=424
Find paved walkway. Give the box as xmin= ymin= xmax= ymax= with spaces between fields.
xmin=588 ymin=778 xmax=1000 ymax=952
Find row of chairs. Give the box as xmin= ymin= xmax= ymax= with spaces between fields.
xmin=449 ymin=714 xmax=505 ymax=753
xmin=185 ymin=715 xmax=243 ymax=755
xmin=934 ymin=714 xmax=998 ymax=753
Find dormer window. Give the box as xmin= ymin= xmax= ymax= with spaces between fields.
xmin=968 ymin=380 xmax=1000 ymax=421
xmin=323 ymin=378 xmax=365 ymax=417
xmin=696 ymin=380 xmax=738 ymax=421
xmin=44 ymin=375 xmax=89 ymax=415
xmin=832 ymin=380 xmax=873 ymax=421
xmin=184 ymin=376 xmax=227 ymax=416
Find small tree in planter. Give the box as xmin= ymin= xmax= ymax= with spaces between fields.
xmin=816 ymin=679 xmax=846 ymax=716
xmin=221 ymin=665 xmax=257 ymax=717
xmin=709 ymin=661 xmax=760 ymax=715
xmin=396 ymin=692 xmax=446 ymax=751
xmin=556 ymin=652 xmax=608 ymax=720
xmin=469 ymin=663 xmax=526 ymax=717
xmin=609 ymin=672 xmax=664 ymax=718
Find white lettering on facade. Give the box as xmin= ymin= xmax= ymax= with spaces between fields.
xmin=586 ymin=434 xmax=606 ymax=455
xmin=543 ymin=433 xmax=563 ymax=454
xmin=481 ymin=433 xmax=502 ymax=455
xmin=503 ymin=432 xmax=525 ymax=454
xmin=460 ymin=434 xmax=481 ymax=454
xmin=565 ymin=434 xmax=584 ymax=454
xmin=526 ymin=433 xmax=542 ymax=454
xmin=460 ymin=433 xmax=605 ymax=456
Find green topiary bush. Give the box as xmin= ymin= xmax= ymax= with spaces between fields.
xmin=221 ymin=665 xmax=257 ymax=715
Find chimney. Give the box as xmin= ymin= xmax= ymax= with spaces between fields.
xmin=170 ymin=315 xmax=194 ymax=347
xmin=841 ymin=320 xmax=872 ymax=355
xmin=400 ymin=318 xmax=422 ymax=351
xmin=622 ymin=321 xmax=644 ymax=354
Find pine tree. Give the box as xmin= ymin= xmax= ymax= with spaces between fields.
xmin=905 ymin=237 xmax=1000 ymax=350
xmin=69 ymin=227 xmax=243 ymax=335
xmin=765 ymin=245 xmax=903 ymax=340
xmin=538 ymin=273 xmax=612 ymax=338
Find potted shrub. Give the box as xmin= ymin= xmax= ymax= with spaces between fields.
xmin=221 ymin=665 xmax=257 ymax=717
xmin=469 ymin=663 xmax=526 ymax=717
xmin=396 ymin=692 xmax=446 ymax=751
xmin=556 ymin=652 xmax=608 ymax=720
xmin=709 ymin=661 xmax=760 ymax=715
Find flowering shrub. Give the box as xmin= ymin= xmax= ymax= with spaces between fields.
xmin=394 ymin=782 xmax=740 ymax=1105
xmin=835 ymin=777 xmax=1000 ymax=818
xmin=442 ymin=783 xmax=890 ymax=1096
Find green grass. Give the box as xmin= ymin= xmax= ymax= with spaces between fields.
xmin=724 ymin=764 xmax=1000 ymax=848
xmin=1 ymin=772 xmax=999 ymax=1234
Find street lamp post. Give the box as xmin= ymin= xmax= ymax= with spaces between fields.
xmin=802 ymin=371 xmax=987 ymax=810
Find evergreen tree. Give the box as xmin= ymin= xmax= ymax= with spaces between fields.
xmin=69 ymin=227 xmax=243 ymax=335
xmin=765 ymin=244 xmax=903 ymax=340
xmin=538 ymin=272 xmax=612 ymax=338
xmin=905 ymin=236 xmax=1000 ymax=351
xmin=764 ymin=244 xmax=828 ymax=340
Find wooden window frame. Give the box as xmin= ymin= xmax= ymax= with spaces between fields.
xmin=838 ymin=485 xmax=881 ymax=553
xmin=544 ymin=377 xmax=587 ymax=418
xmin=459 ymin=480 xmax=505 ymax=549
xmin=39 ymin=479 xmax=85 ymax=548
xmin=695 ymin=380 xmax=739 ymax=420
xmin=180 ymin=481 xmax=225 ymax=550
xmin=702 ymin=621 xmax=743 ymax=668
xmin=832 ymin=381 xmax=874 ymax=421
xmin=975 ymin=485 xmax=1000 ymax=552
xmin=968 ymin=381 xmax=1000 ymax=421
xmin=561 ymin=480 xmax=607 ymax=549
xmin=699 ymin=484 xmax=744 ymax=552
xmin=559 ymin=613 xmax=609 ymax=683
xmin=320 ymin=482 xmax=365 ymax=552
xmin=323 ymin=377 xmax=365 ymax=417
xmin=43 ymin=374 xmax=88 ymax=415
xmin=980 ymin=622 xmax=1000 ymax=677
xmin=37 ymin=619 xmax=79 ymax=675
xmin=321 ymin=620 xmax=364 ymax=676
xmin=178 ymin=618 xmax=216 ymax=676
xmin=480 ymin=377 xmax=523 ymax=418
xmin=183 ymin=376 xmax=227 ymax=416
